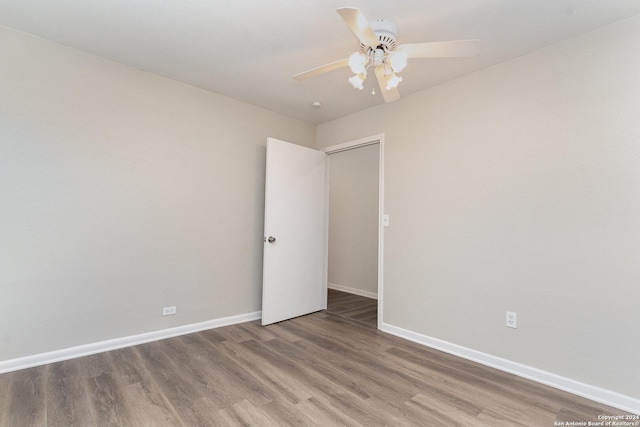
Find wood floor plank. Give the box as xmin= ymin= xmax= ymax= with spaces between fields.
xmin=365 ymin=395 xmax=447 ymax=426
xmin=134 ymin=341 xmax=207 ymax=413
xmin=288 ymin=333 xmax=420 ymax=405
xmin=263 ymin=337 xmax=373 ymax=401
xmin=121 ymin=382 xmax=184 ymax=426
xmin=87 ymin=371 xmax=133 ymax=426
xmin=227 ymin=399 xmax=281 ymax=426
xmin=173 ymin=333 xmax=276 ymax=408
xmin=233 ymin=321 xmax=280 ymax=342
xmin=76 ymin=352 xmax=109 ymax=380
xmin=407 ymin=392 xmax=489 ymax=427
xmin=168 ymin=334 xmax=246 ymax=410
xmin=3 ymin=366 xmax=47 ymax=426
xmin=259 ymin=400 xmax=313 ymax=427
xmin=327 ymin=289 xmax=377 ymax=327
xmin=0 ymin=374 xmax=11 ymax=424
xmin=476 ymin=406 xmax=539 ymax=427
xmin=217 ymin=339 xmax=314 ymax=405
xmin=107 ymin=345 xmax=185 ymax=425
xmin=386 ymin=344 xmax=566 ymax=414
xmin=294 ymin=396 xmax=362 ymax=427
xmin=293 ymin=310 xmax=394 ymax=353
xmin=156 ymin=335 xmax=244 ymax=409
xmin=288 ymin=320 xmax=495 ymax=418
xmin=214 ymin=321 xmax=278 ymax=343
xmin=0 ymin=291 xmax=631 ymax=426
xmin=323 ymin=392 xmax=399 ymax=426
xmin=240 ymin=338 xmax=369 ymax=403
xmin=379 ymin=344 xmax=559 ymax=425
xmin=181 ymin=396 xmax=232 ymax=427
xmin=107 ymin=347 xmax=145 ymax=386
xmin=45 ymin=361 xmax=96 ymax=426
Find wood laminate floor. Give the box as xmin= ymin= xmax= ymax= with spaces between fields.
xmin=326 ymin=289 xmax=377 ymax=327
xmin=0 ymin=294 xmax=629 ymax=426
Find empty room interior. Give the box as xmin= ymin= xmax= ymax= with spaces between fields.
xmin=1 ymin=0 xmax=639 ymax=425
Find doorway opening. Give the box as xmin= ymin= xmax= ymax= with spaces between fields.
xmin=322 ymin=134 xmax=384 ymax=329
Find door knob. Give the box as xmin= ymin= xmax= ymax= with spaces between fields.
xmin=267 ymin=236 xmax=276 ymax=243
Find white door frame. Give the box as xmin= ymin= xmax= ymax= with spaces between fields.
xmin=321 ymin=133 xmax=385 ymax=329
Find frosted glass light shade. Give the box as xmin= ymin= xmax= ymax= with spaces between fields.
xmin=349 ymin=74 xmax=365 ymax=90
xmin=389 ymin=51 xmax=408 ymax=73
xmin=386 ymin=73 xmax=402 ymax=90
xmin=348 ymin=52 xmax=368 ymax=74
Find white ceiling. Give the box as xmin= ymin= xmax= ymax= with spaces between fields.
xmin=1 ymin=1 xmax=640 ymax=124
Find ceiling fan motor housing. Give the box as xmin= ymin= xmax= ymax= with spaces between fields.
xmin=360 ymin=19 xmax=398 ymax=52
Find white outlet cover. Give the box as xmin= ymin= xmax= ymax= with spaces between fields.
xmin=163 ymin=306 xmax=177 ymax=316
xmin=506 ymin=311 xmax=517 ymax=328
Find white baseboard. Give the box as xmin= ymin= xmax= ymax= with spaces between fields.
xmin=380 ymin=322 xmax=640 ymax=415
xmin=0 ymin=311 xmax=262 ymax=375
xmin=328 ymin=282 xmax=378 ymax=300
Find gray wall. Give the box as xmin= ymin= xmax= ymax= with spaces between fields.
xmin=328 ymin=145 xmax=379 ymax=297
xmin=0 ymin=24 xmax=315 ymax=361
xmin=316 ymin=17 xmax=640 ymax=399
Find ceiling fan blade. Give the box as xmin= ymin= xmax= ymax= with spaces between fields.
xmin=337 ymin=7 xmax=379 ymax=48
xmin=374 ymin=67 xmax=400 ymax=103
xmin=293 ymin=58 xmax=349 ymax=81
xmin=397 ymin=39 xmax=482 ymax=58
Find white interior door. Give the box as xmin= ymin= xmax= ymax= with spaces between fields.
xmin=262 ymin=138 xmax=327 ymax=325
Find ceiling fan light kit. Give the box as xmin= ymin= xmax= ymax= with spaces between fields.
xmin=389 ymin=51 xmax=408 ymax=73
xmin=294 ymin=7 xmax=481 ymax=104
xmin=348 ymin=73 xmax=366 ymax=90
xmin=347 ymin=36 xmax=407 ymax=91
xmin=348 ymin=52 xmax=368 ymax=74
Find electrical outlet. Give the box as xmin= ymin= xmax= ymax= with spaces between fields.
xmin=163 ymin=306 xmax=176 ymax=316
xmin=506 ymin=311 xmax=517 ymax=328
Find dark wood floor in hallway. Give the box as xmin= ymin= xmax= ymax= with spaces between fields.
xmin=326 ymin=288 xmax=377 ymax=327
xmin=0 ymin=293 xmax=629 ymax=425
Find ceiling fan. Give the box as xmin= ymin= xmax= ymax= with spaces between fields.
xmin=294 ymin=7 xmax=481 ymax=103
